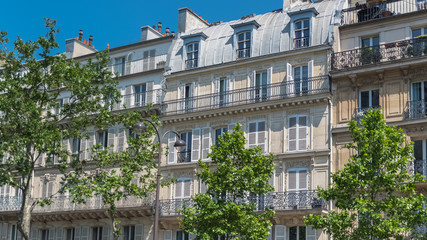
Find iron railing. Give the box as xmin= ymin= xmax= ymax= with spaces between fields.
xmin=414 ymin=159 xmax=427 ymax=178
xmin=185 ymin=59 xmax=198 ymax=69
xmin=340 ymin=0 xmax=426 ymax=26
xmin=406 ymin=100 xmax=427 ymax=119
xmin=237 ymin=48 xmax=251 ymax=59
xmin=294 ymin=37 xmax=310 ymax=49
xmin=109 ymin=54 xmax=167 ymax=77
xmin=158 ymin=191 xmax=325 ymax=216
xmin=353 ymin=105 xmax=381 ymax=121
xmin=332 ymin=37 xmax=427 ymax=71
xmin=0 ymin=195 xmax=153 ymax=213
xmin=112 ymin=89 xmax=164 ymax=110
xmin=161 ymin=75 xmax=330 ymax=116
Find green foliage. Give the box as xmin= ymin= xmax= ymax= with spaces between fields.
xmin=0 ymin=19 xmax=160 ymax=240
xmin=180 ymin=124 xmax=275 ymax=240
xmin=305 ymin=109 xmax=427 ymax=240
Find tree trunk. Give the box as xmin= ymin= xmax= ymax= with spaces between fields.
xmin=110 ymin=213 xmax=119 ymax=240
xmin=17 ymin=173 xmax=34 ymax=240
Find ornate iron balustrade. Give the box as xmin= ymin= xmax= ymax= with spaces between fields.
xmin=0 ymin=196 xmax=22 ymax=212
xmin=341 ymin=0 xmax=426 ymax=26
xmin=109 ymin=54 xmax=167 ymax=77
xmin=414 ymin=159 xmax=427 ymax=179
xmin=158 ymin=191 xmax=325 ymax=216
xmin=294 ymin=37 xmax=310 ymax=49
xmin=0 ymin=195 xmax=153 ymax=213
xmin=162 ymin=75 xmax=330 ymax=116
xmin=353 ymin=105 xmax=381 ymax=121
xmin=332 ymin=37 xmax=427 ymax=71
xmin=112 ymin=89 xmax=164 ymax=111
xmin=406 ymin=100 xmax=427 ymax=120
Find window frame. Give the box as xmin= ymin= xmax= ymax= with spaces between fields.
xmin=96 ymin=130 xmax=108 ymax=150
xmin=185 ymin=42 xmax=199 ymax=69
xmin=214 ymin=127 xmax=227 ymax=146
xmin=236 ymin=31 xmax=251 ymax=59
xmin=358 ymin=89 xmax=380 ymax=109
xmin=133 ymin=83 xmax=147 ymax=106
xmin=288 ymin=115 xmax=309 ymax=152
xmin=248 ymin=120 xmax=267 ymax=151
xmin=122 ymin=225 xmax=136 ymax=240
xmin=361 ymin=36 xmax=380 ymax=48
xmin=294 ymin=19 xmax=310 ymax=49
xmin=288 ymin=226 xmax=307 ymax=240
xmin=287 ymin=168 xmax=308 ymax=191
xmin=178 ymin=131 xmax=192 ymax=163
xmin=91 ymin=227 xmax=103 ymax=240
xmin=175 ymin=178 xmax=192 ymax=199
xmin=114 ymin=57 xmax=126 ymax=77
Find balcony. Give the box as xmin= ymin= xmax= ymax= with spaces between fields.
xmin=158 ymin=191 xmax=326 ymax=217
xmin=109 ymin=54 xmax=167 ymax=77
xmin=332 ymin=37 xmax=427 ymax=71
xmin=111 ymin=89 xmax=164 ymax=111
xmin=0 ymin=195 xmax=153 ymax=214
xmin=406 ymin=100 xmax=427 ymax=120
xmin=414 ymin=159 xmax=427 ymax=179
xmin=161 ymin=76 xmax=330 ymax=116
xmin=353 ymin=105 xmax=381 ymax=121
xmin=341 ymin=0 xmax=427 ymax=26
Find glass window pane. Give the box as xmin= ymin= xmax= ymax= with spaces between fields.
xmin=372 ymin=37 xmax=379 ymax=46
xmin=362 ymin=38 xmax=370 ymax=48
xmin=424 ymin=81 xmax=427 ymax=101
xmin=412 ymin=82 xmax=422 ymax=101
xmin=289 ymin=227 xmax=298 ymax=240
xmin=238 ymin=33 xmax=244 ymax=41
xmin=414 ymin=140 xmax=423 ymax=160
xmin=194 ymin=43 xmax=199 ymax=50
xmin=302 ymin=66 xmax=308 ymax=78
xmin=360 ymin=91 xmax=370 ymax=108
xmin=262 ymin=72 xmax=267 ymax=85
xmin=299 ymin=226 xmax=306 ymax=240
xmin=246 ymin=32 xmax=251 ymax=39
xmin=371 ymin=89 xmax=380 ymax=107
xmin=303 ymin=29 xmax=309 ymax=37
xmin=289 ymin=117 xmax=297 ymax=128
xmin=249 ymin=122 xmax=257 ymax=132
xmin=258 ymin=121 xmax=266 ymax=131
xmin=295 ymin=30 xmax=302 ymax=39
xmin=294 ymin=67 xmax=301 ymax=80
xmin=303 ymin=20 xmax=309 ymax=27
xmin=295 ymin=21 xmax=302 ymax=30
xmin=413 ymin=29 xmax=422 ymax=38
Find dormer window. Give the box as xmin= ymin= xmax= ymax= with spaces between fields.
xmin=294 ymin=19 xmax=310 ymax=48
xmin=186 ymin=42 xmax=199 ymax=69
xmin=237 ymin=31 xmax=251 ymax=59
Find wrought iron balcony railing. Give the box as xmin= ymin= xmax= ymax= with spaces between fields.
xmin=406 ymin=100 xmax=427 ymax=120
xmin=111 ymin=89 xmax=164 ymax=111
xmin=185 ymin=59 xmax=198 ymax=69
xmin=353 ymin=105 xmax=381 ymax=121
xmin=161 ymin=76 xmax=330 ymax=116
xmin=236 ymin=48 xmax=251 ymax=59
xmin=158 ymin=191 xmax=325 ymax=216
xmin=413 ymin=159 xmax=427 ymax=179
xmin=332 ymin=37 xmax=427 ymax=71
xmin=294 ymin=37 xmax=310 ymax=49
xmin=341 ymin=0 xmax=427 ymax=26
xmin=0 ymin=195 xmax=153 ymax=213
xmin=109 ymin=54 xmax=167 ymax=77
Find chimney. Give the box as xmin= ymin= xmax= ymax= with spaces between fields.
xmin=165 ymin=27 xmax=170 ymax=36
xmin=78 ymin=30 xmax=83 ymax=41
xmin=178 ymin=8 xmax=209 ymax=33
xmin=157 ymin=22 xmax=162 ymax=33
xmin=140 ymin=25 xmax=164 ymax=41
xmin=89 ymin=35 xmax=93 ymax=46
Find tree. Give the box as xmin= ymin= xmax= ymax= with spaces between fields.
xmin=305 ymin=109 xmax=427 ymax=240
xmin=0 ymin=19 xmax=159 ymax=240
xmin=180 ymin=124 xmax=275 ymax=240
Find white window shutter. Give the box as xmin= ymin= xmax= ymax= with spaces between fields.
xmin=55 ymin=227 xmax=63 ymax=240
xmin=175 ymin=181 xmax=182 ymax=199
xmin=179 ymin=84 xmax=186 ymax=112
xmin=266 ymin=228 xmax=272 ymax=240
xmin=164 ymin=230 xmax=172 ymax=240
xmin=102 ymin=225 xmax=110 ymax=240
xmin=191 ymin=82 xmax=197 ymax=109
xmin=74 ymin=227 xmax=81 ymax=240
xmin=80 ymin=227 xmax=89 ymax=240
xmin=30 ymin=227 xmax=38 ymax=240
xmin=306 ymin=225 xmax=316 ymax=240
xmin=135 ymin=225 xmax=143 ymax=240
xmin=117 ymin=128 xmax=126 ymax=153
xmin=199 ymin=179 xmax=208 ymax=194
xmin=288 ymin=117 xmax=297 ymax=152
xmin=47 ymin=180 xmax=54 ymax=197
xmin=125 ymin=53 xmax=133 ymax=75
xmin=267 ymin=67 xmax=273 ymax=98
xmin=299 ymin=170 xmax=308 ymax=190
xmin=298 ymin=116 xmax=308 ymax=151
xmin=257 ymin=121 xmax=266 ymax=153
xmin=250 ymin=70 xmax=256 ymax=100
xmin=287 ymin=63 xmax=294 ymax=95
xmin=108 ymin=128 xmax=116 ymax=152
xmin=308 ymin=60 xmax=313 ymax=91
xmin=79 ymin=137 xmax=87 ymax=161
xmin=248 ymin=122 xmax=257 ymax=149
xmin=1 ymin=223 xmax=7 ymax=240
xmin=125 ymin=86 xmax=132 ymax=107
xmin=191 ymin=128 xmax=201 ymax=162
xmin=49 ymin=228 xmax=55 ymax=240
xmin=274 ymin=225 xmax=286 ymax=240
xmin=228 ymin=123 xmax=237 ymax=133
xmin=201 ymin=127 xmax=211 ymax=161
xmin=269 ymin=170 xmax=275 ymax=192
xmin=42 ymin=181 xmax=48 ymax=198
xmin=168 ymin=133 xmax=176 ymax=164
xmin=227 ymin=75 xmax=233 ymax=104
xmin=87 ymin=132 xmax=95 ymax=160
xmin=214 ymin=77 xmax=220 ymax=106
xmin=146 ymin=81 xmax=154 ymax=104
xmin=17 ymin=227 xmax=22 ymax=240
xmin=183 ymin=180 xmax=191 ymax=198
xmin=288 ymin=171 xmax=297 ymax=190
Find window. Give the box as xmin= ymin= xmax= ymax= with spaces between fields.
xmin=416 ymin=0 xmax=427 ymax=10
xmin=178 ymin=132 xmax=192 ymax=163
xmin=134 ymin=84 xmax=147 ymax=106
xmin=413 ymin=27 xmax=427 ymax=38
xmin=361 ymin=36 xmax=380 ymax=64
xmin=114 ymin=57 xmax=125 ymax=77
xmin=237 ymin=31 xmax=251 ymax=59
xmin=359 ymin=89 xmax=380 ymax=110
xmin=179 ymin=83 xmax=194 ymax=112
xmin=361 ymin=36 xmax=379 ymax=48
xmin=71 ymin=136 xmax=81 ymax=157
xmin=413 ymin=140 xmax=427 ymax=176
xmin=123 ymin=226 xmax=135 ymax=240
xmin=288 ymin=169 xmax=308 ymax=191
xmin=219 ymin=77 xmax=227 ymax=106
xmin=248 ymin=121 xmax=266 ymax=152
xmin=186 ymin=42 xmax=199 ymax=69
xmin=41 ymin=180 xmax=53 ymax=198
xmin=215 ymin=76 xmax=232 ymax=107
xmin=293 ymin=66 xmax=309 ymax=95
xmin=176 ymin=231 xmax=189 ymax=240
xmin=411 ymin=28 xmax=427 ymax=57
xmin=96 ymin=131 xmax=108 ymax=150
xmin=41 ymin=230 xmax=49 ymax=240
xmin=66 ymin=228 xmax=75 ymax=240
xmin=175 ymin=179 xmax=191 ymax=199
xmin=411 ymin=82 xmax=427 ymax=117
xmin=10 ymin=225 xmax=18 ymax=240
xmin=294 ymin=19 xmax=310 ymax=48
xmin=55 ymin=99 xmax=64 ymax=115
xmin=92 ymin=227 xmax=103 ymax=240
xmin=255 ymin=72 xmax=268 ymax=102
xmin=289 ymin=226 xmax=316 ymax=240
xmin=143 ymin=49 xmax=156 ymax=71
xmin=288 ymin=116 xmax=308 ymax=152
xmin=215 ymin=127 xmax=227 ymax=146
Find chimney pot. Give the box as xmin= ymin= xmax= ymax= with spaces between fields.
xmin=157 ymin=22 xmax=162 ymax=33
xmin=89 ymin=35 xmax=93 ymax=46
xmin=153 ymin=25 xmax=156 ymax=29
xmin=107 ymin=43 xmax=110 ymax=50
xmin=79 ymin=30 xmax=83 ymax=41
xmin=165 ymin=27 xmax=170 ymax=36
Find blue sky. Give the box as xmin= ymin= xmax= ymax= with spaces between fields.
xmin=1 ymin=0 xmax=281 ymax=52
